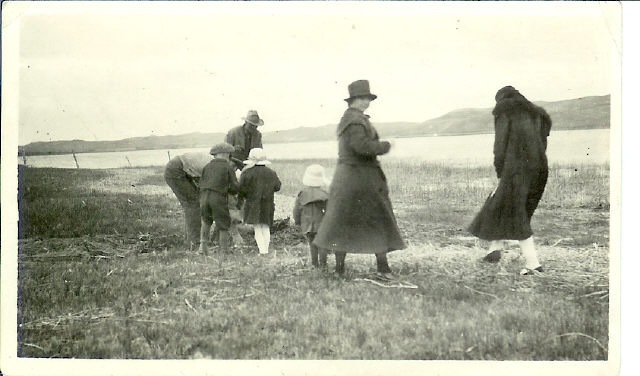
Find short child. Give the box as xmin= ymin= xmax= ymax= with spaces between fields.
xmin=199 ymin=142 xmax=238 ymax=255
xmin=293 ymin=164 xmax=329 ymax=268
xmin=238 ymin=148 xmax=281 ymax=255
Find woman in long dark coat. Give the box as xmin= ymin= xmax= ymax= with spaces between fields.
xmin=314 ymin=80 xmax=406 ymax=276
xmin=468 ymin=86 xmax=551 ymax=275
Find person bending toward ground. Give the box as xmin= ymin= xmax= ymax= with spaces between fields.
xmin=164 ymin=151 xmax=213 ymax=251
xmin=468 ymin=85 xmax=551 ymax=275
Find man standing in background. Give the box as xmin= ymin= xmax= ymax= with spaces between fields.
xmin=225 ymin=110 xmax=264 ymax=170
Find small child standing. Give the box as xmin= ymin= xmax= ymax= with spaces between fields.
xmin=199 ymin=142 xmax=238 ymax=255
xmin=293 ymin=164 xmax=329 ymax=269
xmin=238 ymin=148 xmax=281 ymax=255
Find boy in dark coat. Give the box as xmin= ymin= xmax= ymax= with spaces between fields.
xmin=238 ymin=148 xmax=282 ymax=255
xmin=293 ymin=164 xmax=330 ymax=269
xmin=468 ymin=86 xmax=551 ymax=275
xmin=199 ymin=142 xmax=239 ymax=255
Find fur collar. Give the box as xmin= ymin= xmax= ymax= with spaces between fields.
xmin=492 ymin=94 xmax=552 ymax=130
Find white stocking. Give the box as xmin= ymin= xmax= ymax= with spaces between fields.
xmin=253 ymin=224 xmax=263 ymax=253
xmin=254 ymin=224 xmax=269 ymax=254
xmin=519 ymin=237 xmax=541 ymax=269
xmin=489 ymin=240 xmax=504 ymax=251
xmin=263 ymin=225 xmax=271 ymax=253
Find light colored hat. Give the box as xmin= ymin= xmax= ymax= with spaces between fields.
xmin=241 ymin=110 xmax=265 ymax=127
xmin=243 ymin=148 xmax=270 ymax=166
xmin=302 ymin=164 xmax=328 ymax=187
xmin=209 ymin=142 xmax=235 ymax=155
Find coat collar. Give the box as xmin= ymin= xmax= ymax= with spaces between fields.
xmin=336 ymin=107 xmax=371 ymax=136
xmin=298 ymin=187 xmax=329 ymax=206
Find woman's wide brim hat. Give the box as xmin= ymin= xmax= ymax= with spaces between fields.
xmin=209 ymin=142 xmax=235 ymax=155
xmin=241 ymin=110 xmax=265 ymax=126
xmin=243 ymin=148 xmax=271 ymax=166
xmin=344 ymin=80 xmax=377 ymax=102
xmin=302 ymin=164 xmax=329 ymax=187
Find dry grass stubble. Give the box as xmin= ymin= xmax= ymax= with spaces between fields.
xmin=17 ymin=160 xmax=609 ymax=359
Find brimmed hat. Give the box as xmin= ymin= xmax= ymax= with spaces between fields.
xmin=243 ymin=148 xmax=270 ymax=166
xmin=241 ymin=110 xmax=265 ymax=127
xmin=344 ymin=80 xmax=377 ymax=102
xmin=209 ymin=142 xmax=235 ymax=155
xmin=302 ymin=164 xmax=329 ymax=187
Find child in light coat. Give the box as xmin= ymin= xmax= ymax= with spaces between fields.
xmin=293 ymin=164 xmax=330 ymax=268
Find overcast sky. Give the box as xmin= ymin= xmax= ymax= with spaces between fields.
xmin=8 ymin=1 xmax=618 ymax=144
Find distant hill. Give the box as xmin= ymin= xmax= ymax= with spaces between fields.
xmin=20 ymin=95 xmax=609 ymax=155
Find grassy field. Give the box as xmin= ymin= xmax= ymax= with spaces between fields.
xmin=16 ymin=159 xmax=610 ymax=359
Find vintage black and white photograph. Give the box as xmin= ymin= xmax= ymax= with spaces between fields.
xmin=1 ymin=1 xmax=622 ymax=375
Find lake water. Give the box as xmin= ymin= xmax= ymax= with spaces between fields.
xmin=18 ymin=129 xmax=610 ymax=169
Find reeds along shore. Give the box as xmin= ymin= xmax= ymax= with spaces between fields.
xmin=16 ymin=160 xmax=610 ymax=359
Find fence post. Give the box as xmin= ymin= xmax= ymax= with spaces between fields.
xmin=125 ymin=156 xmax=132 ymax=167
xmin=167 ymin=150 xmax=171 ymax=161
xmin=22 ymin=155 xmax=27 ymax=165
xmin=72 ymin=150 xmax=80 ymax=169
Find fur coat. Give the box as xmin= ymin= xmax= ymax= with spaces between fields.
xmin=468 ymin=87 xmax=551 ymax=240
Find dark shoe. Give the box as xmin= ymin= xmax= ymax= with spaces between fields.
xmin=375 ymin=253 xmax=393 ymax=273
xmin=375 ymin=271 xmax=397 ymax=281
xmin=483 ymin=250 xmax=502 ymax=263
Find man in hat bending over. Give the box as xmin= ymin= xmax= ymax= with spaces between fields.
xmin=225 ymin=110 xmax=264 ymax=170
xmin=165 ymin=151 xmax=213 ymax=251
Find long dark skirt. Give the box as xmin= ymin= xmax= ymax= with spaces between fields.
xmin=313 ymin=163 xmax=405 ymax=254
xmin=468 ymin=168 xmax=548 ymax=241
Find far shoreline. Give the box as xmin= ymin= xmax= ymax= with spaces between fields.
xmin=17 ymin=127 xmax=610 ymax=157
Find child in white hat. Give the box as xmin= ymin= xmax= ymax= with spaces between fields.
xmin=293 ymin=164 xmax=330 ymax=268
xmin=238 ymin=148 xmax=281 ymax=255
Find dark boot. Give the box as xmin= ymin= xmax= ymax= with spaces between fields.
xmin=335 ymin=252 xmax=346 ymax=275
xmin=307 ymin=233 xmax=319 ymax=267
xmin=318 ymin=249 xmax=328 ymax=271
xmin=199 ymin=220 xmax=212 ymax=255
xmin=210 ymin=225 xmax=220 ymax=246
xmin=219 ymin=230 xmax=231 ymax=253
xmin=310 ymin=248 xmax=319 ymax=267
xmin=376 ymin=253 xmax=393 ymax=274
